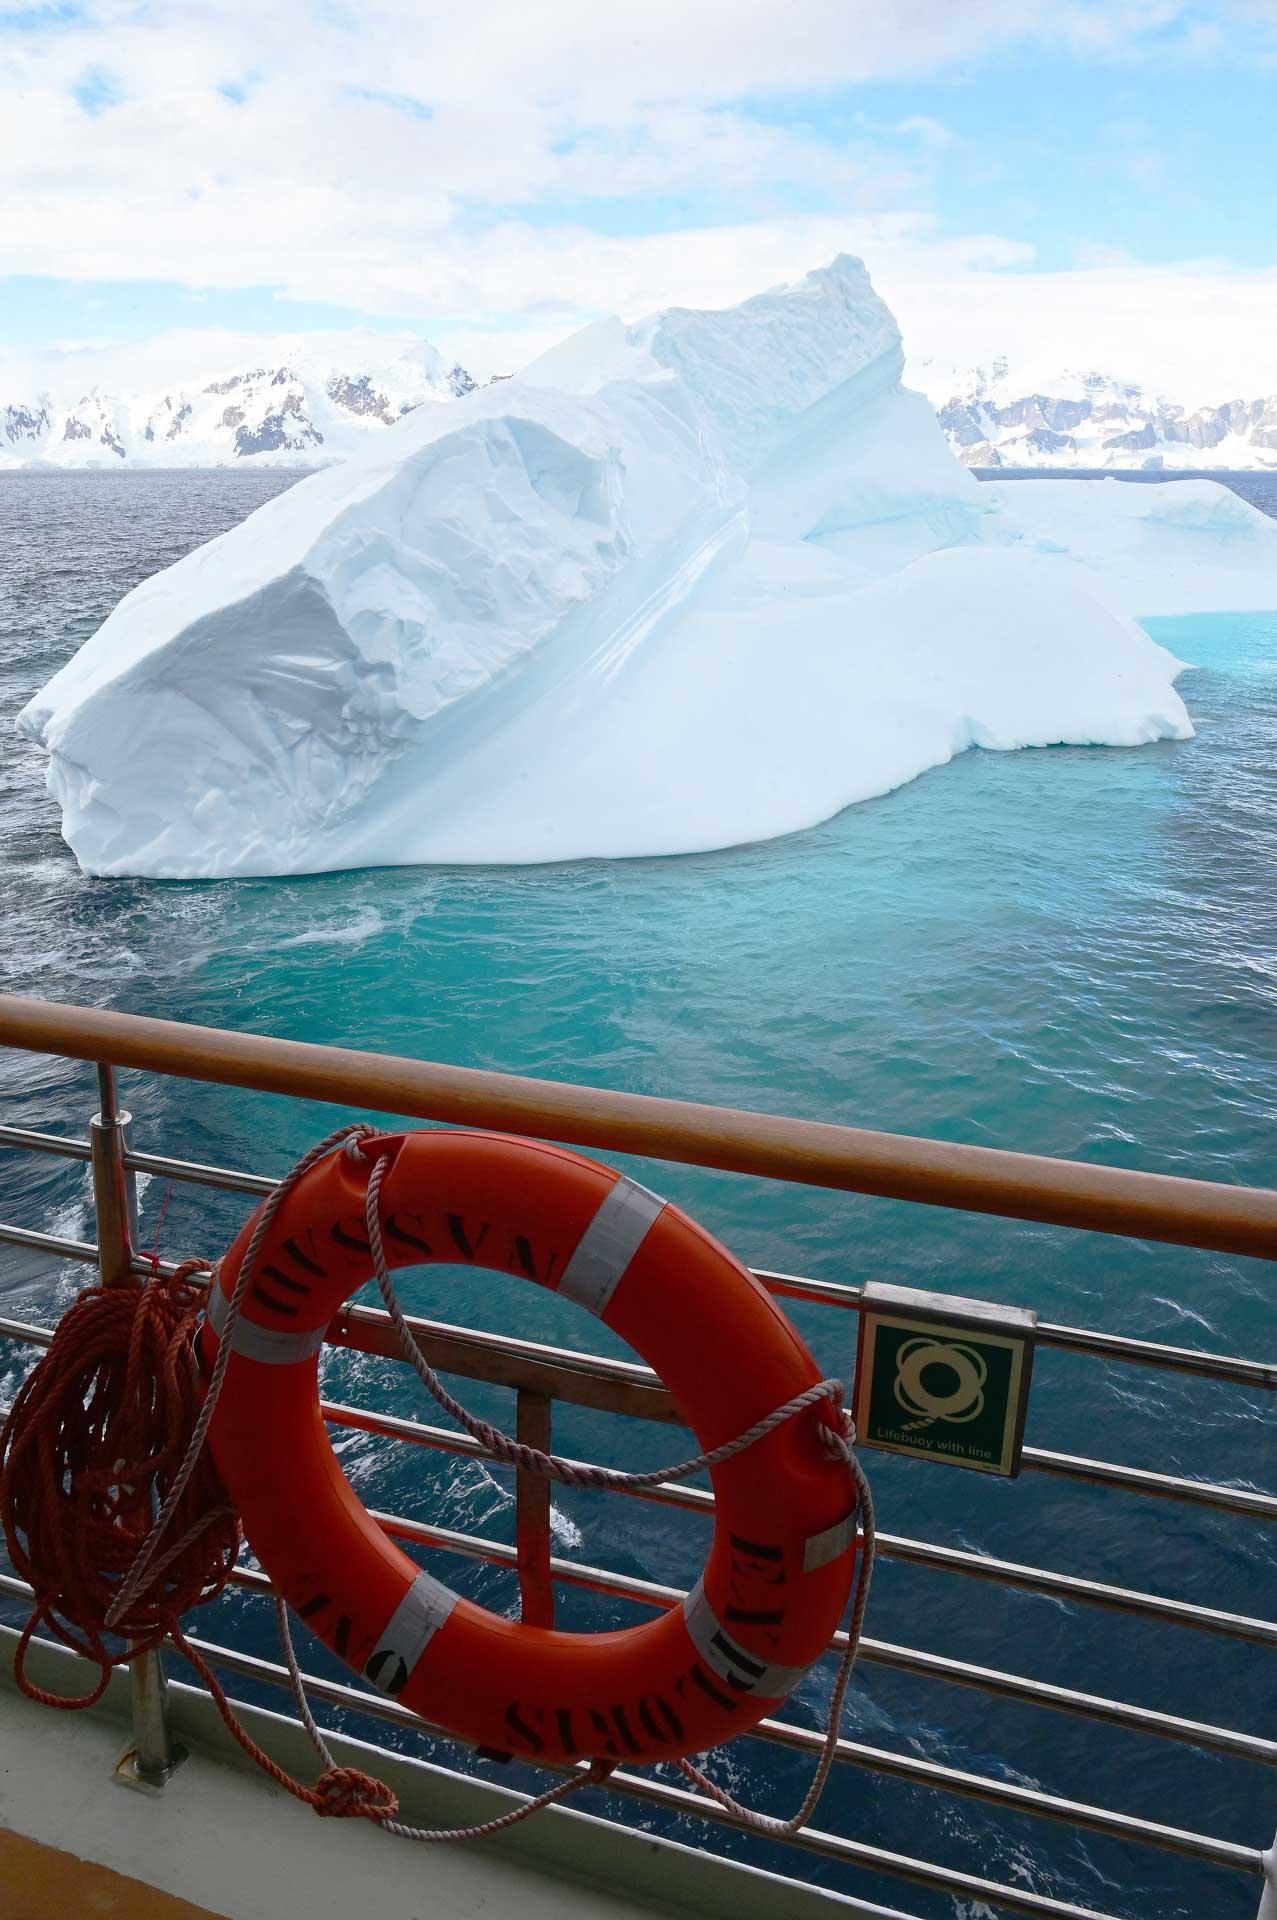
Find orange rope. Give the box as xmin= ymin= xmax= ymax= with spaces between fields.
xmin=0 ymin=1251 xmax=407 ymax=1822
xmin=0 ymin=1261 xmax=238 ymax=1705
xmin=171 ymin=1625 xmax=399 ymax=1821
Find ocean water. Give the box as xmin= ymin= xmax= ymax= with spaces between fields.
xmin=0 ymin=468 xmax=1275 ymax=1918
xmin=973 ymin=470 xmax=1277 ymax=518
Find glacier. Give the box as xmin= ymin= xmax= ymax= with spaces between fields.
xmin=19 ymin=256 xmax=1277 ymax=880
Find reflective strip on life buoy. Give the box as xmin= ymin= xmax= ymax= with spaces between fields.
xmin=200 ymin=1129 xmax=858 ymax=1766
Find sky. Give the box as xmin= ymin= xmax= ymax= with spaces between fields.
xmin=2 ymin=0 xmax=1277 ymax=394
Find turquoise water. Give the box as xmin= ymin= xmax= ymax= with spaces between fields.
xmin=1 ymin=472 xmax=1275 ymax=1916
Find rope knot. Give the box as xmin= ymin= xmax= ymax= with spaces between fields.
xmin=817 ymin=1396 xmax=855 ymax=1463
xmin=342 ymin=1125 xmax=384 ymax=1166
xmin=313 ymin=1765 xmax=400 ymax=1821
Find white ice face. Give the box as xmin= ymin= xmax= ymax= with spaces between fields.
xmin=18 ymin=255 xmax=1277 ymax=880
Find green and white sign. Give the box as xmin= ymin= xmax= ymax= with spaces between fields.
xmin=853 ymin=1282 xmax=1036 ymax=1477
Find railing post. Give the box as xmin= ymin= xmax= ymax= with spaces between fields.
xmin=90 ymin=1063 xmax=136 ymax=1290
xmin=1259 ymin=1825 xmax=1276 ymax=1918
xmin=90 ymin=1062 xmax=182 ymax=1787
xmin=515 ymin=1390 xmax=555 ymax=1628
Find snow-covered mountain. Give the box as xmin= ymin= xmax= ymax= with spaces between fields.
xmin=0 ymin=336 xmax=476 ymax=468
xmin=931 ymin=360 xmax=1277 ymax=470
xmin=13 ymin=322 xmax=1273 ymax=477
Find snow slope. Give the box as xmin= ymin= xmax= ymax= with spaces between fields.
xmin=992 ymin=477 xmax=1277 ymax=615
xmin=0 ymin=335 xmax=475 ymax=468
xmin=24 ymin=255 xmax=1277 ymax=881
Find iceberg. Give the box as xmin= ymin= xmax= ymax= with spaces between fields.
xmin=20 ymin=257 xmax=1275 ymax=879
xmin=985 ymin=475 xmax=1277 ymax=616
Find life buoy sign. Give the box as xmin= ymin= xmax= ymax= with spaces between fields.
xmin=200 ymin=1130 xmax=858 ymax=1766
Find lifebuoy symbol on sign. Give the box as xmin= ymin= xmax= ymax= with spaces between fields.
xmin=894 ymin=1337 xmax=987 ymax=1430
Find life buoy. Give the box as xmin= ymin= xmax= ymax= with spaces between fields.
xmin=200 ymin=1130 xmax=858 ymax=1766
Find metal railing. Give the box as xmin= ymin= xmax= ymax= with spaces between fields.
xmin=0 ymin=993 xmax=1275 ymax=1919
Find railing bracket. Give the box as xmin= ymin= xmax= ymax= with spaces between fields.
xmin=114 ymin=1740 xmax=189 ymax=1793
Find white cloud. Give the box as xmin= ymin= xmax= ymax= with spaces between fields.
xmin=890 ymin=260 xmax=1277 ymax=399
xmin=894 ymin=114 xmax=955 ymax=149
xmin=2 ymin=1 xmax=1274 ymax=319
xmin=1 ymin=0 xmax=1275 ymax=396
xmin=452 ymin=248 xmax=1277 ymax=395
xmin=9 ymin=238 xmax=1273 ymax=402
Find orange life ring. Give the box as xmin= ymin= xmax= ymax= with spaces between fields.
xmin=200 ymin=1130 xmax=858 ymax=1766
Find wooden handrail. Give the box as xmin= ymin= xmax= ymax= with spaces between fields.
xmin=0 ymin=993 xmax=1274 ymax=1260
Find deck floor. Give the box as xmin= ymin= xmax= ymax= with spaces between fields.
xmin=0 ymin=1827 xmax=223 ymax=1919
xmin=1 ymin=1625 xmax=877 ymax=1920
xmin=0 ymin=1677 xmax=684 ymax=1920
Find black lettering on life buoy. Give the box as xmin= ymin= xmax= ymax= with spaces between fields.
xmin=511 ymin=1692 xmax=694 ymax=1760
xmin=585 ymin=1708 xmax=623 ymax=1759
xmin=447 ymin=1214 xmax=490 ymax=1262
xmin=251 ymin=1283 xmax=300 ymax=1316
xmin=727 ymin=1532 xmax=789 ymax=1646
xmin=709 ymin=1627 xmax=767 ymax=1691
xmin=280 ymin=1231 xmax=326 ymax=1277
xmin=295 ymin=1590 xmax=353 ymax=1662
xmin=332 ymin=1216 xmax=372 ymax=1254
xmin=259 ymin=1264 xmax=310 ymax=1298
xmin=605 ymin=1704 xmax=643 ymax=1757
xmin=257 ymin=1229 xmax=327 ymax=1310
xmin=729 ymin=1533 xmax=786 ymax=1580
xmin=495 ymin=1682 xmax=702 ymax=1761
xmin=385 ymin=1212 xmax=434 ymax=1259
xmin=503 ymin=1702 xmax=547 ymax=1754
xmin=680 ymin=1660 xmax=738 ymax=1715
xmin=365 ymin=1648 xmax=409 ymax=1695
xmin=636 ymin=1692 xmax=684 ymax=1745
xmin=508 ymin=1235 xmax=561 ymax=1285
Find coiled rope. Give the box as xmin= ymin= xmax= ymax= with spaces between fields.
xmin=0 ymin=1257 xmax=237 ymax=1708
xmin=1 ymin=1123 xmax=875 ymax=1842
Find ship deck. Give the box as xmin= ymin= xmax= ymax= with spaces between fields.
xmin=0 ymin=1628 xmax=880 ymax=1920
xmin=0 ymin=995 xmax=1274 ymax=1920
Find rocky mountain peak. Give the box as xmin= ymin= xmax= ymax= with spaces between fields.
xmin=0 ymin=336 xmax=476 ymax=468
xmin=935 ymin=363 xmax=1277 ymax=468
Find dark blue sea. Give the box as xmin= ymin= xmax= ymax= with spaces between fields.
xmin=1 ymin=468 xmax=1275 ymax=1918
